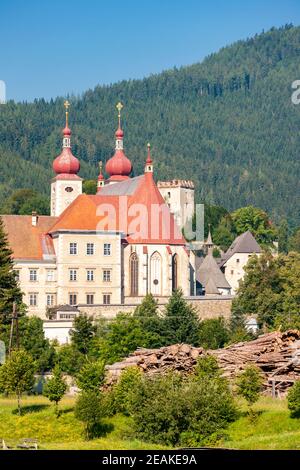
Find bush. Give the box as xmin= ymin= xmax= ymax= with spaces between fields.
xmin=111 ymin=366 xmax=143 ymax=415
xmin=194 ymin=355 xmax=221 ymax=379
xmin=198 ymin=318 xmax=230 ymax=349
xmin=76 ymin=360 xmax=105 ymax=393
xmin=43 ymin=365 xmax=67 ymax=416
xmin=236 ymin=365 xmax=263 ymax=412
xmin=287 ymin=380 xmax=300 ymax=418
xmin=56 ymin=344 xmax=84 ymax=375
xmin=74 ymin=391 xmax=104 ymax=440
xmin=130 ymin=372 xmax=237 ymax=446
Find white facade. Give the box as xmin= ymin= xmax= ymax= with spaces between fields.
xmin=51 ymin=177 xmax=83 ymax=217
xmin=222 ymin=252 xmax=258 ymax=294
xmin=157 ymin=180 xmax=194 ymax=230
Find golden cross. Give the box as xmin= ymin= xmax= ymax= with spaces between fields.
xmin=116 ymin=101 xmax=123 ymax=128
xmin=64 ymin=100 xmax=70 ymax=127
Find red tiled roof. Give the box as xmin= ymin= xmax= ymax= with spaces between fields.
xmin=49 ymin=173 xmax=185 ymax=245
xmin=1 ymin=215 xmax=57 ymax=260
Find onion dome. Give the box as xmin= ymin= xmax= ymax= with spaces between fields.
xmin=53 ymin=100 xmax=80 ymax=175
xmin=105 ymin=102 xmax=132 ymax=182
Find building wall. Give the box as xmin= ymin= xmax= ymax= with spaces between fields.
xmin=157 ymin=182 xmax=194 ymax=230
xmin=51 ymin=177 xmax=82 ymax=217
xmin=223 ymin=252 xmax=259 ymax=293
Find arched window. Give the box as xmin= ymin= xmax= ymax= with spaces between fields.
xmin=130 ymin=253 xmax=139 ymax=296
xmin=150 ymin=251 xmax=162 ymax=295
xmin=172 ymin=254 xmax=178 ymax=291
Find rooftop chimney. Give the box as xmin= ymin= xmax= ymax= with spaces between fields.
xmin=32 ymin=211 xmax=38 ymax=226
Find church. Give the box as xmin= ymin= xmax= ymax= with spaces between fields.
xmin=1 ymin=102 xmax=196 ymax=319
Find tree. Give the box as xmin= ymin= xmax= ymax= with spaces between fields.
xmin=161 ymin=289 xmax=200 ymax=346
xmin=231 ymin=206 xmax=277 ymax=247
xmin=43 ymin=365 xmax=67 ymax=416
xmin=56 ymin=344 xmax=84 ymax=375
xmin=236 ymin=365 xmax=263 ymax=416
xmin=76 ymin=360 xmax=105 ymax=393
xmin=198 ymin=318 xmax=230 ymax=349
xmin=2 ymin=189 xmax=49 ymax=215
xmin=287 ymin=380 xmax=300 ymax=418
xmin=133 ymin=294 xmax=163 ymax=347
xmin=74 ymin=391 xmax=104 ymax=440
xmin=232 ymin=251 xmax=300 ymax=329
xmin=289 ymin=228 xmax=300 ymax=253
xmin=0 ymin=349 xmax=35 ymax=414
xmin=0 ymin=316 xmax=56 ymax=372
xmin=213 ymin=215 xmax=236 ymax=251
xmin=0 ymin=218 xmax=24 ymax=325
xmin=83 ymin=180 xmax=97 ymax=195
xmin=278 ymin=219 xmax=289 ymax=254
xmin=194 ymin=355 xmax=221 ymax=380
xmin=70 ymin=314 xmax=96 ymax=356
xmin=111 ymin=366 xmax=143 ymax=415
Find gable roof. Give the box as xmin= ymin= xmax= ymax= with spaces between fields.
xmin=1 ymin=215 xmax=57 ymax=260
xmin=196 ymin=252 xmax=231 ymax=289
xmin=219 ymin=230 xmax=262 ymax=267
xmin=49 ymin=174 xmax=185 ymax=245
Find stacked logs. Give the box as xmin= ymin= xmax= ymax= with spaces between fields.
xmin=105 ymin=330 xmax=300 ymax=395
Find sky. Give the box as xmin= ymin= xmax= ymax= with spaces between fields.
xmin=0 ymin=0 xmax=300 ymax=102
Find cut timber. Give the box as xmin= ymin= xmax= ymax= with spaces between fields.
xmin=105 ymin=330 xmax=300 ymax=395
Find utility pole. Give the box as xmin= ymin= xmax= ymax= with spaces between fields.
xmin=8 ymin=302 xmax=20 ymax=355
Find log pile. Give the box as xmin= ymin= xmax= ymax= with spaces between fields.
xmin=105 ymin=330 xmax=300 ymax=395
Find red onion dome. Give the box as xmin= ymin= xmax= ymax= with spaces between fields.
xmin=115 ymin=127 xmax=124 ymax=139
xmin=105 ymin=150 xmax=132 ymax=178
xmin=53 ymin=148 xmax=80 ymax=174
xmin=63 ymin=125 xmax=71 ymax=136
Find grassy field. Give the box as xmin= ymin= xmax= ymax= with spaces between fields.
xmin=0 ymin=395 xmax=300 ymax=450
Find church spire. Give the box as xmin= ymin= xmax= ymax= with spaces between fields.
xmin=105 ymin=102 xmax=132 ymax=183
xmin=53 ymin=100 xmax=80 ymax=175
xmin=97 ymin=161 xmax=105 ymax=192
xmin=145 ymin=143 xmax=153 ymax=174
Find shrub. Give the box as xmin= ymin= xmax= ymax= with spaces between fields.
xmin=130 ymin=372 xmax=237 ymax=446
xmin=194 ymin=355 xmax=221 ymax=380
xmin=112 ymin=366 xmax=143 ymax=415
xmin=198 ymin=318 xmax=230 ymax=349
xmin=74 ymin=391 xmax=104 ymax=440
xmin=43 ymin=365 xmax=67 ymax=416
xmin=236 ymin=365 xmax=263 ymax=414
xmin=76 ymin=360 xmax=105 ymax=393
xmin=56 ymin=344 xmax=84 ymax=375
xmin=287 ymin=380 xmax=300 ymax=418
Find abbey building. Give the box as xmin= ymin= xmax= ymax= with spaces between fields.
xmin=1 ymin=103 xmax=196 ymax=319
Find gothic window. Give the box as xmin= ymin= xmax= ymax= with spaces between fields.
xmin=172 ymin=254 xmax=178 ymax=291
xmin=130 ymin=253 xmax=139 ymax=296
xmin=150 ymin=251 xmax=162 ymax=295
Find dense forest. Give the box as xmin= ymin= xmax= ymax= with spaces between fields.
xmin=0 ymin=24 xmax=299 ymax=227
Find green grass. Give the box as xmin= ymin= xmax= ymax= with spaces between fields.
xmin=220 ymin=396 xmax=300 ymax=450
xmin=1 ymin=395 xmax=300 ymax=449
xmin=0 ymin=396 xmax=166 ymax=450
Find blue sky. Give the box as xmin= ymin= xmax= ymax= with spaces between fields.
xmin=1 ymin=0 xmax=299 ymax=102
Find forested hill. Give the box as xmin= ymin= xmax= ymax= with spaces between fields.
xmin=0 ymin=24 xmax=300 ymax=226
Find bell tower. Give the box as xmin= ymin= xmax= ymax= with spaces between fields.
xmin=51 ymin=101 xmax=82 ymax=216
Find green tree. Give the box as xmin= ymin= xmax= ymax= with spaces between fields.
xmin=194 ymin=355 xmax=221 ymax=380
xmin=83 ymin=180 xmax=97 ymax=195
xmin=287 ymin=380 xmax=300 ymax=418
xmin=0 ymin=218 xmax=24 ymax=325
xmin=278 ymin=219 xmax=289 ymax=254
xmin=70 ymin=314 xmax=96 ymax=356
xmin=43 ymin=365 xmax=67 ymax=416
xmin=236 ymin=365 xmax=263 ymax=415
xmin=74 ymin=391 xmax=104 ymax=440
xmin=0 ymin=349 xmax=35 ymax=414
xmin=2 ymin=189 xmax=49 ymax=215
xmin=231 ymin=206 xmax=277 ymax=247
xmin=198 ymin=318 xmax=230 ymax=349
xmin=289 ymin=228 xmax=300 ymax=253
xmin=161 ymin=289 xmax=200 ymax=346
xmin=111 ymin=366 xmax=143 ymax=415
xmin=133 ymin=294 xmax=163 ymax=347
xmin=56 ymin=344 xmax=84 ymax=375
xmin=76 ymin=360 xmax=105 ymax=393
xmin=213 ymin=215 xmax=236 ymax=251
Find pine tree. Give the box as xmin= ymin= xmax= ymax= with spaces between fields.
xmin=70 ymin=313 xmax=96 ymax=356
xmin=0 ymin=218 xmax=24 ymax=325
xmin=162 ymin=289 xmax=200 ymax=346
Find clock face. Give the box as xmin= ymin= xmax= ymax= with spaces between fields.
xmin=65 ymin=186 xmax=74 ymax=193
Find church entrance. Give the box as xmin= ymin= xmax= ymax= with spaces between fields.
xmin=150 ymin=252 xmax=162 ymax=295
xmin=172 ymin=254 xmax=178 ymax=291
